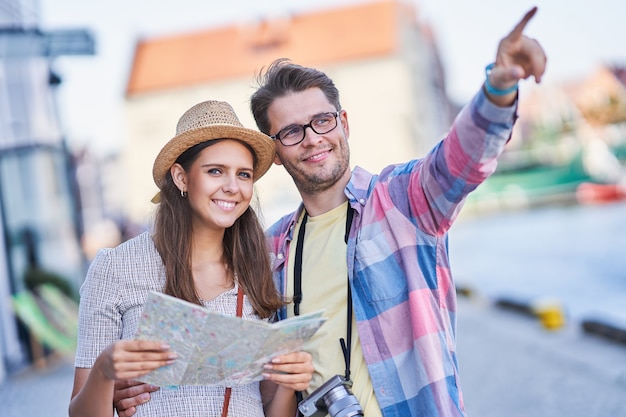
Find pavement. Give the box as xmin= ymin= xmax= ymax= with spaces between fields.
xmin=456 ymin=295 xmax=626 ymax=417
xmin=1 ymin=296 xmax=625 ymax=417
xmin=0 ymin=354 xmax=74 ymax=417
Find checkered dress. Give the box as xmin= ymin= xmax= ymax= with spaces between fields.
xmin=75 ymin=232 xmax=265 ymax=416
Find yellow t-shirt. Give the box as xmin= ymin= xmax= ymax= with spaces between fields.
xmin=287 ymin=202 xmax=381 ymax=416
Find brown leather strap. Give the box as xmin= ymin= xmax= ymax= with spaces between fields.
xmin=221 ymin=388 xmax=232 ymax=417
xmin=236 ymin=285 xmax=244 ymax=317
xmin=221 ymin=286 xmax=244 ymax=417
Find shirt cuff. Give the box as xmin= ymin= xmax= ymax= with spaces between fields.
xmin=473 ymin=87 xmax=518 ymax=126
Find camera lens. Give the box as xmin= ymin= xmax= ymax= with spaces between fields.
xmin=323 ymin=385 xmax=364 ymax=417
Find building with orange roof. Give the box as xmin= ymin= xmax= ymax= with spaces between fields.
xmin=121 ymin=0 xmax=455 ymax=225
xmin=564 ymin=65 xmax=626 ymax=126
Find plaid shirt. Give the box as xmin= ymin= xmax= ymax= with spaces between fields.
xmin=267 ymin=90 xmax=517 ymax=417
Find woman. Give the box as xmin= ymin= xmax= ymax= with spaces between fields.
xmin=69 ymin=100 xmax=313 ymax=417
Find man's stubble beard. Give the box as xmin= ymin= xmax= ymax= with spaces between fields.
xmin=284 ymin=145 xmax=350 ymax=195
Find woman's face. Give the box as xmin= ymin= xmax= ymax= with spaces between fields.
xmin=175 ymin=140 xmax=254 ymax=232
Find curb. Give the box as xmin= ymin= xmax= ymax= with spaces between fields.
xmin=457 ymin=284 xmax=626 ymax=344
xmin=581 ymin=317 xmax=626 ymax=345
xmin=493 ymin=296 xmax=566 ymax=330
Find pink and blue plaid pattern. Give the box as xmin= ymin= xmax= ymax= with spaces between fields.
xmin=267 ymin=89 xmax=517 ymax=416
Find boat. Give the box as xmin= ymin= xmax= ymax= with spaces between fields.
xmin=463 ymin=151 xmax=592 ymax=214
xmin=576 ymin=182 xmax=626 ymax=204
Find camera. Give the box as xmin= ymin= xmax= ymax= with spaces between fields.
xmin=298 ymin=374 xmax=364 ymax=417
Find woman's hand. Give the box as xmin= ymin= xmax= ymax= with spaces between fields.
xmin=261 ymin=351 xmax=314 ymax=417
xmin=262 ymin=350 xmax=314 ymax=392
xmin=70 ymin=340 xmax=174 ymax=417
xmin=95 ymin=340 xmax=177 ymax=381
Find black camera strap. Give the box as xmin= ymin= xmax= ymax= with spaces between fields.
xmin=293 ymin=204 xmax=354 ymax=382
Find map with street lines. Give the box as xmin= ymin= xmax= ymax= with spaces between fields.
xmin=134 ymin=291 xmax=326 ymax=386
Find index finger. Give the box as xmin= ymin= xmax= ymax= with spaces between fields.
xmin=508 ymin=6 xmax=538 ymax=40
xmin=115 ymin=379 xmax=137 ymax=390
xmin=114 ymin=381 xmax=159 ymax=403
xmin=122 ymin=339 xmax=171 ymax=352
xmin=115 ymin=379 xmax=147 ymax=390
xmin=270 ymin=350 xmax=311 ymax=364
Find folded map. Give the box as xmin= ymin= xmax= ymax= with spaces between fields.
xmin=134 ymin=291 xmax=326 ymax=387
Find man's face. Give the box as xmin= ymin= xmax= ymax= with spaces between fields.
xmin=267 ymin=88 xmax=351 ymax=195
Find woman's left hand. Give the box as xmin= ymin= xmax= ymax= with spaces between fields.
xmin=262 ymin=351 xmax=314 ymax=392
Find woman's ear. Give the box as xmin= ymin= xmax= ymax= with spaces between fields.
xmin=170 ymin=163 xmax=187 ymax=192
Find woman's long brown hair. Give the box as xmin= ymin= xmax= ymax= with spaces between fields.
xmin=152 ymin=140 xmax=284 ymax=318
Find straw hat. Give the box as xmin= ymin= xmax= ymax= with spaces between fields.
xmin=152 ymin=100 xmax=275 ymax=191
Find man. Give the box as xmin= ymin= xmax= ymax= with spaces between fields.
xmin=114 ymin=7 xmax=546 ymax=416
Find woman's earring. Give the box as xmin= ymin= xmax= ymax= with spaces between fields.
xmin=180 ymin=190 xmax=188 ymax=198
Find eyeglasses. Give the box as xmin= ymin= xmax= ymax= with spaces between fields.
xmin=270 ymin=111 xmax=340 ymax=146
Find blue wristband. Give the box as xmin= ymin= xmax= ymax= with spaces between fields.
xmin=485 ymin=63 xmax=518 ymax=96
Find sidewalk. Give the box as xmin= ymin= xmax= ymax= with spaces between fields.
xmin=457 ymin=296 xmax=626 ymax=417
xmin=0 ymin=355 xmax=74 ymax=417
xmin=0 ymin=297 xmax=625 ymax=417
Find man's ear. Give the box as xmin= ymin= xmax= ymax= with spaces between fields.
xmin=170 ymin=163 xmax=187 ymax=190
xmin=339 ymin=109 xmax=350 ymax=140
xmin=273 ymin=153 xmax=283 ymax=166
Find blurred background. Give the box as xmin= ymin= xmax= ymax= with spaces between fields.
xmin=1 ymin=0 xmax=625 ymax=415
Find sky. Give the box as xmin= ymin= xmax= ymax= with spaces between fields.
xmin=38 ymin=0 xmax=626 ymax=156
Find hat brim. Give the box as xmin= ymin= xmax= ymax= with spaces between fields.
xmin=152 ymin=124 xmax=275 ymax=190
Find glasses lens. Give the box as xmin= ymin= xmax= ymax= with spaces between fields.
xmin=310 ymin=113 xmax=338 ymax=135
xmin=278 ymin=125 xmax=304 ymax=145
xmin=276 ymin=112 xmax=338 ymax=146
